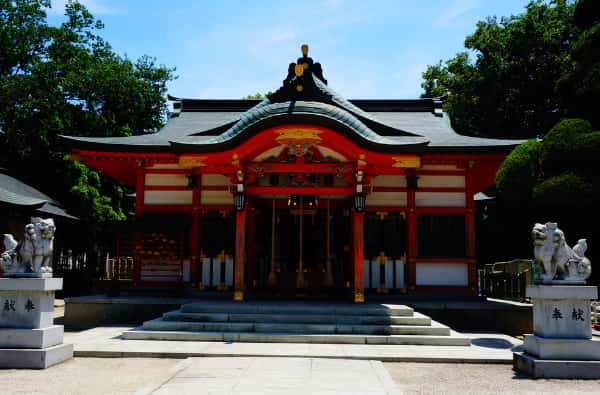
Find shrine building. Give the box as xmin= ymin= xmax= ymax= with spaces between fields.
xmin=62 ymin=46 xmax=522 ymax=302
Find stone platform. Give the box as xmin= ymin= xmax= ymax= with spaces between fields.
xmin=64 ymin=295 xmax=532 ymax=335
xmin=513 ymin=285 xmax=600 ymax=379
xmin=0 ymin=278 xmax=73 ymax=369
xmin=66 ymin=326 xmax=521 ymax=363
xmin=122 ymin=301 xmax=471 ymax=346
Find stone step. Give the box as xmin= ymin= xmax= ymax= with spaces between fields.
xmin=161 ymin=311 xmax=431 ymax=326
xmin=180 ymin=302 xmax=414 ymax=316
xmin=141 ymin=318 xmax=449 ymax=336
xmin=122 ymin=329 xmax=470 ymax=346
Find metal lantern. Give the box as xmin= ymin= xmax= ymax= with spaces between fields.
xmin=234 ymin=193 xmax=245 ymax=211
xmin=354 ymin=194 xmax=366 ymax=212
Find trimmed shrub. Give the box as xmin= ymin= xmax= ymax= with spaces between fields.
xmin=496 ymin=139 xmax=541 ymax=203
xmin=532 ymin=171 xmax=594 ymax=208
xmin=540 ymin=118 xmax=593 ymax=173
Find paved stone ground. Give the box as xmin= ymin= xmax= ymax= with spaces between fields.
xmin=1 ymin=357 xmax=599 ymax=394
xmin=385 ymin=362 xmax=600 ymax=394
xmin=144 ymin=357 xmax=398 ymax=395
xmin=0 ymin=358 xmax=180 ymax=395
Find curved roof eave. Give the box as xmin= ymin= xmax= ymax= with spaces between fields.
xmin=168 ymin=109 xmax=430 ymax=154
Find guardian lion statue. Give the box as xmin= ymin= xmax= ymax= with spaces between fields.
xmin=0 ymin=217 xmax=55 ymax=277
xmin=532 ymin=222 xmax=592 ymax=284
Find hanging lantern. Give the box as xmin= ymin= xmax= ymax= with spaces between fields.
xmin=354 ymin=194 xmax=366 ymax=212
xmin=234 ymin=193 xmax=245 ymax=211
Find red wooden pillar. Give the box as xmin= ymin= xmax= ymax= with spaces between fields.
xmin=234 ymin=207 xmax=247 ymax=301
xmin=189 ymin=174 xmax=201 ymax=286
xmin=465 ymin=161 xmax=477 ymax=291
xmin=246 ymin=201 xmax=256 ymax=289
xmin=133 ymin=163 xmax=145 ymax=285
xmin=352 ymin=210 xmax=365 ymax=303
xmin=406 ymin=184 xmax=418 ymax=291
xmin=135 ymin=164 xmax=145 ymax=219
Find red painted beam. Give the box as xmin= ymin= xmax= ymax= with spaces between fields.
xmin=145 ymin=185 xmax=191 ymax=191
xmin=145 ymin=169 xmax=191 ymax=174
xmin=245 ymin=162 xmax=355 ymax=174
xmin=245 ymin=186 xmax=354 ymax=195
xmin=142 ymin=205 xmax=193 ymax=212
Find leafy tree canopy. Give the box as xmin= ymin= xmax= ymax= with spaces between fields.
xmin=0 ymin=0 xmax=175 ymax=248
xmin=497 ymin=118 xmax=599 ymax=208
xmin=558 ymin=0 xmax=600 ymax=128
xmin=421 ymin=0 xmax=576 ymax=138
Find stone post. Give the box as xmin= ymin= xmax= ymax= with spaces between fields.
xmin=513 ymin=285 xmax=600 ymax=378
xmin=0 ymin=278 xmax=73 ymax=368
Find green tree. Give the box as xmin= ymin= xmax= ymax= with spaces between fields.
xmin=0 ymin=0 xmax=175 ymax=249
xmin=421 ymin=0 xmax=577 ymax=138
xmin=496 ymin=118 xmax=598 ymax=208
xmin=558 ymin=0 xmax=600 ymax=128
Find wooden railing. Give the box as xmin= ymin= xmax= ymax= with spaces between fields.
xmin=104 ymin=256 xmax=134 ymax=280
xmin=479 ymin=259 xmax=535 ymax=300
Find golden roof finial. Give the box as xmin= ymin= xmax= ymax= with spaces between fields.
xmin=301 ymin=44 xmax=309 ymax=57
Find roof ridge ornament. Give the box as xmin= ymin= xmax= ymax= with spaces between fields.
xmin=270 ymin=44 xmax=329 ymax=103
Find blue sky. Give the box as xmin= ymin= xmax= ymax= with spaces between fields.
xmin=47 ymin=0 xmax=532 ymax=99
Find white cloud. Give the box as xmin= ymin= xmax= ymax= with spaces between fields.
xmin=435 ymin=0 xmax=480 ymax=29
xmin=47 ymin=0 xmax=119 ymax=16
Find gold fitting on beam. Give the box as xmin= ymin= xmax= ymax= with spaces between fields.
xmin=234 ymin=291 xmax=244 ymax=301
xmin=354 ymin=292 xmax=365 ymax=303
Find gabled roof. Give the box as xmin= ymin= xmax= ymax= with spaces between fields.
xmin=0 ymin=170 xmax=77 ymax=220
xmin=61 ymin=46 xmax=524 ymax=154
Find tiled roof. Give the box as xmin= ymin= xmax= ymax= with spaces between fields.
xmin=61 ymin=50 xmax=524 ymax=153
xmin=0 ymin=171 xmax=77 ymax=219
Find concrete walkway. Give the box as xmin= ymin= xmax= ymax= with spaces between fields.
xmin=65 ymin=326 xmax=522 ymax=363
xmin=140 ymin=357 xmax=398 ymax=395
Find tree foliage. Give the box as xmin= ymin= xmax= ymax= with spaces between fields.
xmin=0 ymin=0 xmax=175 ymax=248
xmin=497 ymin=118 xmax=599 ymax=208
xmin=558 ymin=0 xmax=600 ymax=128
xmin=421 ymin=0 xmax=577 ymax=138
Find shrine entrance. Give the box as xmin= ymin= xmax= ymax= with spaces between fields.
xmin=252 ymin=197 xmax=350 ymax=298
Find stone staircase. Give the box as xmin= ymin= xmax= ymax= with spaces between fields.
xmin=122 ymin=301 xmax=471 ymax=346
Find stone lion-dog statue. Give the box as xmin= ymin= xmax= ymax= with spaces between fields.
xmin=1 ymin=217 xmax=55 ymax=277
xmin=531 ymin=222 xmax=591 ymax=284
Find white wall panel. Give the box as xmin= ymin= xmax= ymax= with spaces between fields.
xmin=367 ymin=192 xmax=407 ymax=207
xmin=145 ymin=173 xmax=189 ymax=186
xmin=201 ymin=191 xmax=233 ymax=205
xmin=415 ymin=263 xmax=468 ymax=286
xmin=418 ymin=175 xmax=465 ymax=188
xmin=202 ymin=174 xmax=229 ymax=186
xmin=372 ymin=175 xmax=406 ymax=187
xmin=415 ymin=192 xmax=465 ymax=207
xmin=144 ymin=190 xmax=192 ymax=205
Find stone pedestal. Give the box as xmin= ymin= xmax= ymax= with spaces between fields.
xmin=0 ymin=278 xmax=73 ymax=369
xmin=514 ymin=285 xmax=600 ymax=378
